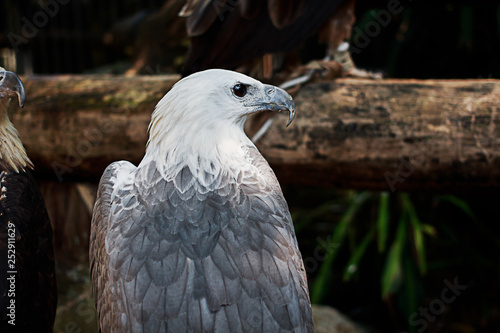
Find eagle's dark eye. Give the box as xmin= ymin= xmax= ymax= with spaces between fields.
xmin=232 ymin=83 xmax=247 ymax=97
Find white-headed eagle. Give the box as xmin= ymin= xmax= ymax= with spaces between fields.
xmin=0 ymin=69 xmax=57 ymax=332
xmin=90 ymin=69 xmax=312 ymax=332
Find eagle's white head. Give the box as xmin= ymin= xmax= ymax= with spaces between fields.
xmin=145 ymin=69 xmax=295 ymax=167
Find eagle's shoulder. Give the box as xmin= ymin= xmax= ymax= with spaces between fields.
xmin=90 ymin=160 xmax=137 ymax=258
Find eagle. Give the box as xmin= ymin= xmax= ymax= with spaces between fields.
xmin=0 ymin=69 xmax=57 ymax=332
xmin=119 ymin=0 xmax=357 ymax=79
xmin=90 ymin=69 xmax=313 ymax=332
xmin=180 ymin=0 xmax=354 ymax=76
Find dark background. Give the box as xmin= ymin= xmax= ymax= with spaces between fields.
xmin=1 ymin=0 xmax=499 ymax=78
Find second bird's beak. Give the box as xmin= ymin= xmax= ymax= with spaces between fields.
xmin=0 ymin=70 xmax=26 ymax=108
xmin=249 ymin=85 xmax=296 ymax=127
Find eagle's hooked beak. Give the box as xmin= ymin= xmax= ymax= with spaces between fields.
xmin=250 ymin=85 xmax=296 ymax=127
xmin=0 ymin=70 xmax=26 ymax=108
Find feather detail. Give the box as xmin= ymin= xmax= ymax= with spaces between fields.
xmin=0 ymin=109 xmax=33 ymax=172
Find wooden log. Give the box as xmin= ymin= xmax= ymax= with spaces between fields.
xmin=9 ymin=74 xmax=179 ymax=182
xmin=262 ymin=78 xmax=500 ymax=192
xmin=8 ymin=75 xmax=500 ymax=192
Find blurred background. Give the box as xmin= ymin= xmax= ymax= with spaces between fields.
xmin=2 ymin=0 xmax=499 ymax=78
xmin=1 ymin=0 xmax=500 ymax=332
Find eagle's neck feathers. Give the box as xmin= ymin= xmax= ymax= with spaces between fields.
xmin=143 ymin=124 xmax=255 ymax=184
xmin=0 ymin=109 xmax=33 ymax=172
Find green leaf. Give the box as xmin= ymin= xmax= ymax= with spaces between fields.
xmin=439 ymin=195 xmax=500 ymax=248
xmin=381 ymin=211 xmax=407 ymax=298
xmin=401 ymin=194 xmax=427 ymax=275
xmin=310 ymin=191 xmax=370 ymax=304
xmin=377 ymin=192 xmax=390 ymax=253
xmin=342 ymin=223 xmax=376 ymax=282
xmin=439 ymin=195 xmax=476 ymax=221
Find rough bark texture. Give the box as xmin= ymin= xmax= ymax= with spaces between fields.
xmin=8 ymin=75 xmax=500 ymax=192
xmin=9 ymin=74 xmax=178 ymax=183
xmin=261 ymin=78 xmax=500 ymax=192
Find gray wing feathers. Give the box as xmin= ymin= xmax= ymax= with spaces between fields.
xmin=90 ymin=147 xmax=312 ymax=332
xmin=90 ymin=160 xmax=137 ymax=331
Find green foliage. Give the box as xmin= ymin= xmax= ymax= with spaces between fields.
xmin=342 ymin=222 xmax=375 ymax=282
xmin=401 ymin=194 xmax=427 ymax=274
xmin=381 ymin=209 xmax=407 ymax=298
xmin=438 ymin=195 xmax=476 ymax=221
xmin=297 ymin=191 xmax=481 ymax=328
xmin=377 ymin=192 xmax=390 ymax=253
xmin=308 ymin=192 xmax=436 ymax=305
xmin=310 ymin=191 xmax=370 ymax=304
